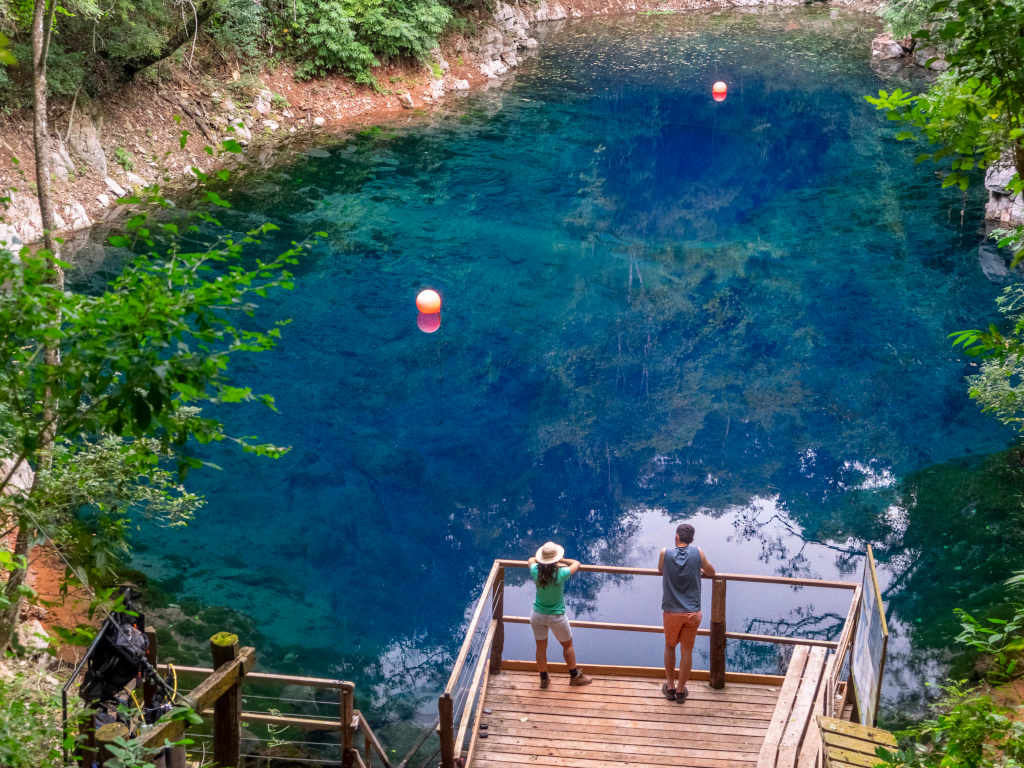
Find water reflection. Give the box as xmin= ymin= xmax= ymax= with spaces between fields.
xmin=118 ymin=7 xmax=1020 ymax=725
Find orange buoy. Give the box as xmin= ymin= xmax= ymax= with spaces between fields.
xmin=416 ymin=288 xmax=442 ymax=314
xmin=417 ymin=312 xmax=441 ymax=334
xmin=712 ymin=81 xmax=728 ymax=102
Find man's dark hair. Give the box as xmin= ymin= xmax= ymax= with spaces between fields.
xmin=675 ymin=523 xmax=695 ymax=544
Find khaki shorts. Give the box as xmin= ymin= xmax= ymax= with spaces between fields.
xmin=664 ymin=611 xmax=702 ymax=648
xmin=530 ymin=611 xmax=573 ymax=643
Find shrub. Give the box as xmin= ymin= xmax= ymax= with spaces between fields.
xmin=272 ymin=0 xmax=451 ymax=83
xmin=0 ymin=659 xmax=80 ymax=768
xmin=208 ymin=0 xmax=269 ymax=63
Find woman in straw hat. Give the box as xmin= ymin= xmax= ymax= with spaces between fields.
xmin=527 ymin=541 xmax=593 ymax=689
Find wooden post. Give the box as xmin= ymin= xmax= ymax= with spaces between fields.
xmin=489 ymin=565 xmax=505 ymax=674
xmin=96 ymin=722 xmax=129 ymax=766
xmin=364 ymin=720 xmax=373 ymax=768
xmin=341 ymin=686 xmax=355 ymax=768
xmin=438 ymin=692 xmax=455 ymax=768
xmin=167 ymin=746 xmax=187 ymax=768
xmin=210 ymin=632 xmax=241 ymax=768
xmin=144 ymin=626 xmax=159 ymax=711
xmin=709 ymin=577 xmax=727 ymax=689
xmin=75 ymin=706 xmax=96 ymax=768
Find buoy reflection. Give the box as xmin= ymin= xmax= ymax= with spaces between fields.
xmin=417 ymin=312 xmax=441 ymax=334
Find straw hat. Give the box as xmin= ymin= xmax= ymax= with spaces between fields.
xmin=535 ymin=541 xmax=565 ymax=565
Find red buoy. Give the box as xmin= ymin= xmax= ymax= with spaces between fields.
xmin=416 ymin=289 xmax=442 ymax=314
xmin=712 ymin=81 xmax=728 ymax=102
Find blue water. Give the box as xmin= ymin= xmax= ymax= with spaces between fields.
xmin=124 ymin=7 xmax=1018 ymax=720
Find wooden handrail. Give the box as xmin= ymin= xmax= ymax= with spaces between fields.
xmin=444 ymin=561 xmax=501 ymax=694
xmin=827 ymin=584 xmax=862 ymax=717
xmin=142 ymin=646 xmax=256 ymax=749
xmin=495 ymin=559 xmax=858 ymax=589
xmin=501 ymin=615 xmax=838 ymax=648
xmin=454 ymin=619 xmax=497 ymax=753
xmin=158 ymin=664 xmax=354 ymax=691
xmin=356 ymin=710 xmax=393 ymax=768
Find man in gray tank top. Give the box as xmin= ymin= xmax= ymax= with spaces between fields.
xmin=658 ymin=523 xmax=715 ymax=702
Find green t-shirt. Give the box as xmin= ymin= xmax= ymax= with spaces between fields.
xmin=530 ymin=563 xmax=572 ymax=615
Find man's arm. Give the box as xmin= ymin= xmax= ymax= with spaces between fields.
xmin=699 ymin=548 xmax=715 ymax=577
xmin=657 ymin=547 xmax=666 ymax=575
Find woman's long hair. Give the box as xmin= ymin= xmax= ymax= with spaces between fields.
xmin=537 ymin=562 xmax=558 ymax=588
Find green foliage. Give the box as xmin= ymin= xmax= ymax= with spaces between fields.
xmin=869 ymin=0 xmax=1024 ymax=297
xmin=273 ymin=0 xmax=451 ymax=82
xmin=878 ymin=573 xmax=1024 ymax=768
xmin=207 ymin=0 xmax=269 ymax=62
xmin=114 ymin=146 xmax=135 ymax=172
xmin=951 ymin=286 xmax=1024 ymax=429
xmin=0 ymin=661 xmax=83 ymax=768
xmin=0 ymin=139 xmax=310 ymax=647
xmin=878 ymin=681 xmax=1024 ymax=768
xmin=880 ymin=0 xmax=951 ymax=39
xmin=866 ymin=75 xmax=1019 ymax=193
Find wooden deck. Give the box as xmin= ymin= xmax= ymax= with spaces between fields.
xmin=469 ymin=667 xmax=783 ymax=768
xmin=440 ymin=560 xmax=868 ymax=768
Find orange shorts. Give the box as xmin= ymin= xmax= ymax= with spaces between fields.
xmin=663 ymin=611 xmax=702 ymax=648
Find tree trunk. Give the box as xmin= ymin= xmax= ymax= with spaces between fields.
xmin=0 ymin=521 xmax=32 ymax=652
xmin=1015 ymin=143 xmax=1024 ymax=183
xmin=0 ymin=0 xmax=63 ymax=653
xmin=113 ymin=0 xmax=217 ymax=79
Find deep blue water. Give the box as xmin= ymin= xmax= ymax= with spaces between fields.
xmin=125 ymin=8 xmax=1017 ymax=720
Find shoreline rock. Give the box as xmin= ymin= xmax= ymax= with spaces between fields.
xmin=1 ymin=0 xmax=883 ymax=250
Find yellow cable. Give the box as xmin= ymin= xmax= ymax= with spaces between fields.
xmin=129 ymin=688 xmax=144 ymax=718
xmin=170 ymin=663 xmax=178 ymax=699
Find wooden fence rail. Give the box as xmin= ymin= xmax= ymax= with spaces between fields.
xmin=86 ymin=629 xmax=388 ymax=768
xmin=437 ymin=559 xmax=861 ymax=768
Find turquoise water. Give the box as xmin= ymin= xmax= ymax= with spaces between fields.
xmin=123 ymin=8 xmax=1019 ymax=720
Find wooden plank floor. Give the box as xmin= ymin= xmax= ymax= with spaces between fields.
xmin=471 ymin=669 xmax=782 ymax=768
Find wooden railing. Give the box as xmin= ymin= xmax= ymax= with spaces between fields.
xmin=84 ymin=628 xmax=394 ymax=768
xmin=437 ymin=559 xmax=861 ymax=768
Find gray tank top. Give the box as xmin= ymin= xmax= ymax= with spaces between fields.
xmin=662 ymin=545 xmax=702 ymax=613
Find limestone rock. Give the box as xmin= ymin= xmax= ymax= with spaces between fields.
xmin=979 ymin=241 xmax=1010 ymax=282
xmin=262 ymin=119 xmax=280 ymax=131
xmin=871 ymin=33 xmax=905 ymax=60
xmin=126 ymin=171 xmax=149 ymax=189
xmin=97 ymin=193 xmax=110 ymax=207
xmin=254 ymin=89 xmax=273 ymax=115
xmin=228 ymin=118 xmax=253 ymax=144
xmin=0 ymin=457 xmax=34 ymax=495
xmin=452 ymin=79 xmax=471 ymax=91
xmin=52 ymin=139 xmax=76 ymax=181
xmin=399 ymin=92 xmax=415 ymax=109
xmin=68 ymin=109 xmax=107 ymax=176
xmin=913 ymin=46 xmax=949 ymax=71
xmin=0 ymin=192 xmax=47 ymax=244
xmin=985 ymin=153 xmax=1024 ymax=227
xmin=15 ymin=619 xmax=49 ymax=654
xmin=105 ymin=176 xmax=127 ymax=198
xmin=313 ymin=116 xmax=326 ymax=127
xmin=63 ymin=201 xmax=91 ymax=230
xmin=533 ymin=0 xmax=568 ymax=21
